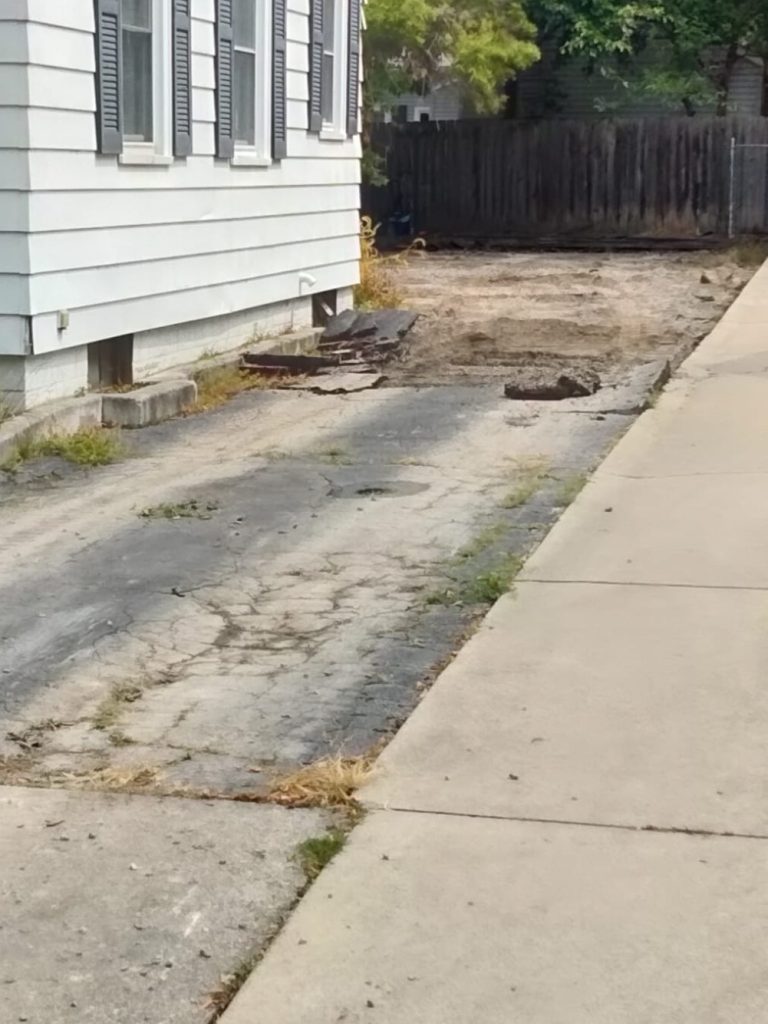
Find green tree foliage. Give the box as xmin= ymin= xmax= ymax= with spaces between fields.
xmin=530 ymin=0 xmax=768 ymax=114
xmin=365 ymin=0 xmax=540 ymax=115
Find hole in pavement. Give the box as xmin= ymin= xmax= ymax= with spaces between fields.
xmin=504 ymin=368 xmax=602 ymax=401
xmin=329 ymin=481 xmax=430 ymax=499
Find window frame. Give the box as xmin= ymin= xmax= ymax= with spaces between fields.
xmin=231 ymin=0 xmax=273 ymax=166
xmin=119 ymin=0 xmax=173 ymax=165
xmin=319 ymin=0 xmax=348 ymax=140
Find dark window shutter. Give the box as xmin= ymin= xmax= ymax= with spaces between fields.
xmin=215 ymin=0 xmax=235 ymax=158
xmin=94 ymin=0 xmax=123 ymax=155
xmin=308 ymin=0 xmax=324 ymax=132
xmin=173 ymin=0 xmax=193 ymax=156
xmin=272 ymin=0 xmax=288 ymax=159
xmin=346 ymin=0 xmax=361 ymax=136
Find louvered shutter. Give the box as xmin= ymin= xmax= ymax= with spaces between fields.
xmin=94 ymin=0 xmax=123 ymax=155
xmin=173 ymin=0 xmax=193 ymax=156
xmin=346 ymin=0 xmax=361 ymax=136
xmin=308 ymin=0 xmax=324 ymax=132
xmin=215 ymin=0 xmax=235 ymax=158
xmin=272 ymin=0 xmax=287 ymax=159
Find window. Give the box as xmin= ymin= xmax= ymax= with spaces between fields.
xmin=95 ymin=0 xmax=190 ymax=159
xmin=321 ymin=0 xmax=336 ymax=124
xmin=122 ymin=0 xmax=153 ymax=141
xmin=119 ymin=0 xmax=171 ymax=158
xmin=227 ymin=0 xmax=271 ymax=160
xmin=234 ymin=0 xmax=257 ymax=144
xmin=324 ymin=0 xmax=348 ymax=132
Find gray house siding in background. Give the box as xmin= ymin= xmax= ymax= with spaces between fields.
xmin=387 ymin=45 xmax=765 ymax=123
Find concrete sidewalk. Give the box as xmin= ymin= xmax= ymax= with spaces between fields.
xmin=221 ymin=260 xmax=768 ymax=1024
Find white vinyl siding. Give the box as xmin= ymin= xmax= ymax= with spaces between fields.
xmin=1 ymin=0 xmax=360 ymax=355
xmin=0 ymin=8 xmax=31 ymax=352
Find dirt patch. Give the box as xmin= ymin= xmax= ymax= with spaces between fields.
xmin=385 ymin=250 xmax=751 ymax=386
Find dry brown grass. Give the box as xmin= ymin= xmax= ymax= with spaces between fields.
xmin=268 ymin=753 xmax=376 ymax=808
xmin=0 ymin=754 xmax=37 ymax=786
xmin=355 ymin=216 xmax=424 ymax=310
xmin=77 ymin=764 xmax=160 ymax=791
xmin=192 ymin=365 xmax=274 ymax=412
xmin=0 ymin=756 xmax=160 ymax=793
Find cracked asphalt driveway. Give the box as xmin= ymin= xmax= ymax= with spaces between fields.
xmin=1 ymin=382 xmax=631 ymax=790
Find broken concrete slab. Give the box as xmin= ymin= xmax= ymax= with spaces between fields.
xmin=0 ymin=785 xmax=326 ymax=1024
xmin=241 ymin=352 xmax=339 ymax=376
xmin=504 ymin=368 xmax=601 ymax=401
xmin=222 ymin=810 xmax=768 ymax=1024
xmin=101 ymin=379 xmax=197 ymax=428
xmin=320 ymin=310 xmax=419 ymax=364
xmin=323 ymin=309 xmax=418 ymax=343
xmin=290 ymin=373 xmax=385 ymax=394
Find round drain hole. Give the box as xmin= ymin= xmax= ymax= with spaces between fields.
xmin=329 ymin=481 xmax=431 ymax=500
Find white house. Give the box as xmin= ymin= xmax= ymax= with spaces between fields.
xmin=0 ymin=0 xmax=362 ymax=409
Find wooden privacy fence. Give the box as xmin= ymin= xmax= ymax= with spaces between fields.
xmin=364 ymin=116 xmax=768 ymax=240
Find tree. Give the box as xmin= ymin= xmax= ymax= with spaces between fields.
xmin=364 ymin=0 xmax=540 ymax=117
xmin=529 ymin=0 xmax=768 ymax=115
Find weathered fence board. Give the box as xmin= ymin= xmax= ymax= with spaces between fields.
xmin=364 ymin=116 xmax=768 ymax=240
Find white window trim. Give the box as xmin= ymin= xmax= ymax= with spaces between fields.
xmin=234 ymin=0 xmax=272 ymax=163
xmin=119 ymin=0 xmax=173 ymax=165
xmin=320 ymin=0 xmax=348 ymax=140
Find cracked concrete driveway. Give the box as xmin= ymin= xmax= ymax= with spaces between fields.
xmin=0 ymin=249 xmax=748 ymax=1023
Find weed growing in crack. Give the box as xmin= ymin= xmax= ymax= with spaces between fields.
xmin=424 ymin=554 xmax=523 ymax=608
xmin=454 ymin=523 xmax=506 ymax=562
xmin=423 ymin=586 xmax=458 ymax=607
xmin=92 ymin=683 xmax=143 ymax=731
xmin=139 ymin=499 xmax=219 ymax=520
xmin=296 ymin=830 xmax=347 ymax=881
xmin=463 ymin=555 xmax=523 ymax=604
xmin=557 ymin=473 xmax=588 ymax=508
xmin=108 ymin=729 xmax=135 ymax=747
xmin=2 ymin=427 xmax=124 ymax=470
xmin=500 ymin=456 xmax=551 ymax=510
xmin=192 ymin=365 xmax=273 ymax=412
xmin=314 ymin=445 xmax=353 ymax=465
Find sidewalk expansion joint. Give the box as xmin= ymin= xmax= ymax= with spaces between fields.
xmin=377 ymin=805 xmax=768 ymax=842
xmin=521 ymin=578 xmax=768 ymax=593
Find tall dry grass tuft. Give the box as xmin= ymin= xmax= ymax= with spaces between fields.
xmin=355 ymin=216 xmax=424 ymax=309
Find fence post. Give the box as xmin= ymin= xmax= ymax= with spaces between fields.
xmin=728 ymin=135 xmax=736 ymax=239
